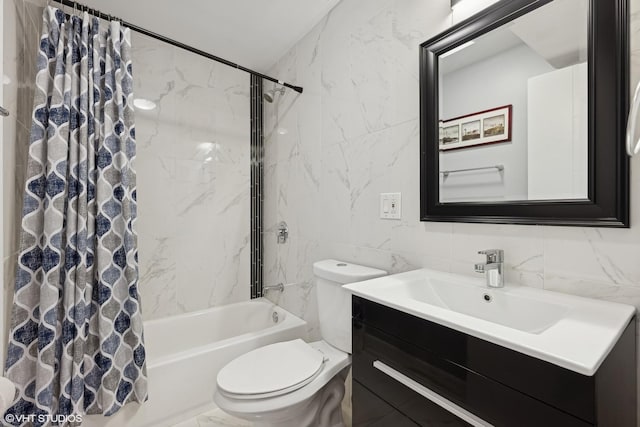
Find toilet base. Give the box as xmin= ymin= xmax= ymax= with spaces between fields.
xmin=228 ymin=375 xmax=346 ymax=427
xmin=215 ymin=341 xmax=351 ymax=427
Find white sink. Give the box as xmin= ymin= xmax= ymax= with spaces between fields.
xmin=343 ymin=269 xmax=636 ymax=375
xmin=393 ymin=277 xmax=569 ymax=334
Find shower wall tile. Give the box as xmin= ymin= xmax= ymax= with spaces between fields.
xmin=267 ymin=280 xmax=321 ymax=341
xmin=4 ymin=0 xmax=41 ymax=257
xmin=264 ymin=149 xmax=323 ymax=338
xmin=3 ymin=257 xmax=16 ymax=347
xmin=633 ymin=51 xmax=640 ymax=106
xmin=296 ymin=17 xmax=326 ymax=97
xmin=3 ymin=0 xmax=45 ymax=349
xmin=264 ymin=51 xmax=325 ymax=336
xmin=138 ymin=235 xmax=178 ymax=318
xmin=172 ymin=167 xmax=251 ymax=312
xmin=263 ymin=82 xmax=280 ymax=296
xmin=132 ymin=32 xmax=251 ymax=320
xmin=263 ymin=163 xmax=279 ymax=285
xmin=3 ymin=0 xmax=18 ymax=129
xmin=17 ymin=0 xmax=41 ymax=125
xmin=264 ymin=0 xmax=640 ymax=344
xmin=632 ymin=2 xmax=640 ymax=53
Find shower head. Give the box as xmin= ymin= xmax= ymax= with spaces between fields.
xmin=263 ymin=86 xmax=286 ymax=103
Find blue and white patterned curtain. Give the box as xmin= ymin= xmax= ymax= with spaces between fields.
xmin=4 ymin=7 xmax=147 ymax=425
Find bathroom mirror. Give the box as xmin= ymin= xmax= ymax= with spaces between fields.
xmin=420 ymin=0 xmax=629 ymax=226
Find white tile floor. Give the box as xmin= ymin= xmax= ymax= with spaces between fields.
xmin=172 ymin=408 xmax=250 ymax=427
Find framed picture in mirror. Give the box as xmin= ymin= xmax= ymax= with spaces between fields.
xmin=439 ymin=105 xmax=512 ymax=151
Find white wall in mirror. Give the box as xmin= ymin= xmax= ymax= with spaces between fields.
xmin=527 ymin=63 xmax=588 ymax=200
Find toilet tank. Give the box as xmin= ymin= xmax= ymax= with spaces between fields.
xmin=313 ymin=259 xmax=386 ymax=353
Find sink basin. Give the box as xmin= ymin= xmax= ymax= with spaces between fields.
xmin=393 ymin=277 xmax=568 ymax=334
xmin=343 ymin=269 xmax=635 ymax=375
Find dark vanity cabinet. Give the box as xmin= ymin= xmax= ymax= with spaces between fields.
xmin=352 ymin=296 xmax=637 ymax=427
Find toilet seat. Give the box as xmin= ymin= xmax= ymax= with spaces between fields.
xmin=214 ymin=340 xmax=351 ymax=417
xmin=217 ymin=339 xmax=326 ymax=399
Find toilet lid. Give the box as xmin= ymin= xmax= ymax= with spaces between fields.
xmin=217 ymin=339 xmax=326 ymax=398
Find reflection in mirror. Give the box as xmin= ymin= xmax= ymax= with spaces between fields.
xmin=438 ymin=0 xmax=588 ymax=203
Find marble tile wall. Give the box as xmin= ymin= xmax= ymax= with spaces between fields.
xmin=132 ymin=33 xmax=251 ymax=319
xmin=263 ymin=0 xmax=640 ymax=402
xmin=2 ymin=0 xmax=251 ymax=325
xmin=3 ymin=0 xmax=43 ymax=350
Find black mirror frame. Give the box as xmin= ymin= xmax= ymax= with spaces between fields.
xmin=420 ymin=0 xmax=630 ymax=227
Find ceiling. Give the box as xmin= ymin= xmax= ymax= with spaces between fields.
xmin=78 ymin=0 xmax=341 ymax=73
xmin=509 ymin=0 xmax=588 ymax=69
xmin=439 ymin=29 xmax=524 ymax=75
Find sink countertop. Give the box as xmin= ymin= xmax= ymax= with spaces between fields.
xmin=343 ymin=268 xmax=636 ymax=376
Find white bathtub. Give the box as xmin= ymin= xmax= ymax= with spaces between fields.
xmin=83 ymin=299 xmax=307 ymax=427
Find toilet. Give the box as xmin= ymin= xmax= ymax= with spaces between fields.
xmin=214 ymin=259 xmax=386 ymax=427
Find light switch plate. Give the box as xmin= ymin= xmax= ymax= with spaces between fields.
xmin=380 ymin=193 xmax=402 ymax=219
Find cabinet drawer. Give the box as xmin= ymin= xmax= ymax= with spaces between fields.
xmin=353 ymin=321 xmax=592 ymax=427
xmin=353 ymin=296 xmax=595 ymax=423
xmin=353 ymin=380 xmax=418 ymax=427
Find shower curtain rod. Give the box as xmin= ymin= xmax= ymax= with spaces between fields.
xmin=50 ymin=0 xmax=304 ymax=94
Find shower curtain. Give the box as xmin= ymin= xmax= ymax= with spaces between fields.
xmin=4 ymin=7 xmax=147 ymax=424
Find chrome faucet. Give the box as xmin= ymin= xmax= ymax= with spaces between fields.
xmin=474 ymin=249 xmax=504 ymax=288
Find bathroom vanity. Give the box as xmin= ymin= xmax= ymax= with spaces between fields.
xmin=346 ymin=269 xmax=637 ymax=427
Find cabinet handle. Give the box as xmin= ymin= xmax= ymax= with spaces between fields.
xmin=373 ymin=360 xmax=493 ymax=427
xmin=627 ymin=81 xmax=640 ymax=156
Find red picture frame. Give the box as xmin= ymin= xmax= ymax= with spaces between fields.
xmin=439 ymin=105 xmax=513 ymax=151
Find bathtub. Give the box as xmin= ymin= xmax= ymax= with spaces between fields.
xmin=83 ymin=299 xmax=307 ymax=427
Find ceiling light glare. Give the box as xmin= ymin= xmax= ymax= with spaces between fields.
xmin=197 ymin=142 xmax=215 ymax=151
xmin=133 ymin=98 xmax=157 ymax=110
